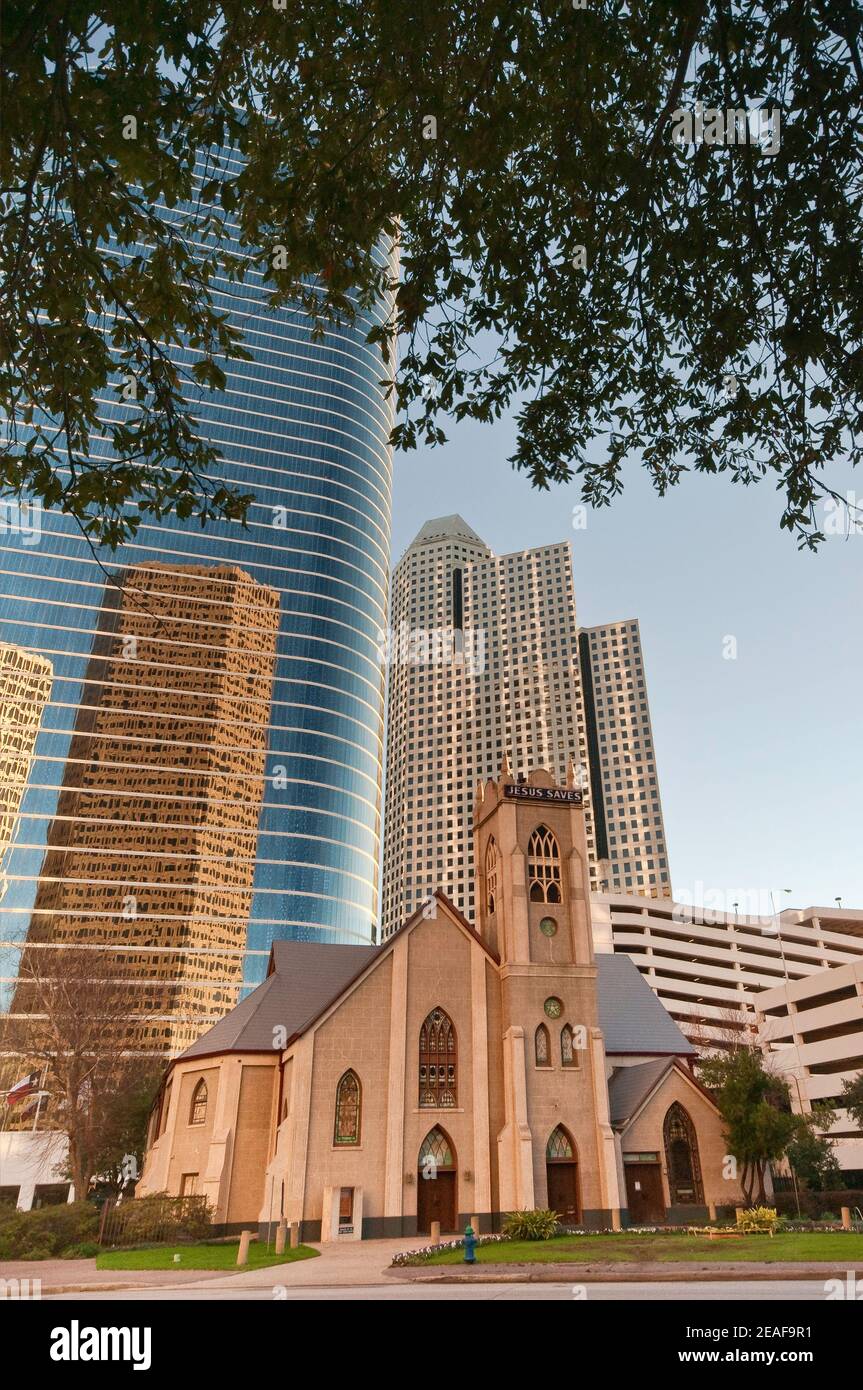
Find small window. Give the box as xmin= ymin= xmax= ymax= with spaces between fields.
xmin=485 ymin=837 xmax=498 ymax=915
xmin=561 ymin=1024 xmax=578 ymax=1068
xmin=528 ymin=825 xmax=562 ymax=903
xmin=189 ymin=1079 xmax=208 ymax=1126
xmin=535 ymin=1024 xmax=550 ymax=1067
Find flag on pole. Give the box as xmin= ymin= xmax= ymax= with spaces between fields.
xmin=5 ymin=1071 xmax=40 ymax=1106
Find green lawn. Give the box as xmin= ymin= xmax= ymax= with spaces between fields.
xmin=97 ymin=1240 xmax=320 ymax=1271
xmin=418 ymin=1232 xmax=863 ymax=1266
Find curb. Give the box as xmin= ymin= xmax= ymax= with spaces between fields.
xmin=389 ymin=1261 xmax=863 ymax=1285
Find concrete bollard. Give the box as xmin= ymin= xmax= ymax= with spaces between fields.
xmin=841 ymin=1206 xmax=851 ymax=1230
xmin=290 ymin=1221 xmax=300 ymax=1248
xmin=237 ymin=1230 xmax=251 ymax=1266
xmin=275 ymin=1221 xmax=287 ymax=1255
xmin=430 ymin=1220 xmax=441 ymax=1246
xmin=708 ymin=1202 xmax=717 ymax=1222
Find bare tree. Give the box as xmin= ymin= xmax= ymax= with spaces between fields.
xmin=0 ymin=945 xmax=158 ymax=1200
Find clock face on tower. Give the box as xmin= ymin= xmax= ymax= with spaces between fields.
xmin=544 ymin=996 xmax=563 ymax=1019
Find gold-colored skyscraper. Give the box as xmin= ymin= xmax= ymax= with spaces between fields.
xmin=14 ymin=563 xmax=280 ymax=1055
xmin=0 ymin=642 xmax=54 ymax=895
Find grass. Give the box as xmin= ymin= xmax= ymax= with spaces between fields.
xmin=418 ymin=1231 xmax=863 ymax=1266
xmin=96 ymin=1240 xmax=320 ymax=1271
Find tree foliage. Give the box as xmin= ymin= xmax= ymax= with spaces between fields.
xmin=841 ymin=1071 xmax=863 ymax=1130
xmin=784 ymin=1106 xmax=842 ymax=1191
xmin=2 ymin=1 xmax=862 ymax=545
xmin=699 ymin=1044 xmax=803 ymax=1204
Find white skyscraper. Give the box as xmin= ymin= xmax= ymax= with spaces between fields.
xmin=382 ymin=516 xmax=597 ymax=935
xmin=382 ymin=517 xmax=672 ymax=937
xmin=578 ymin=620 xmax=672 ymax=897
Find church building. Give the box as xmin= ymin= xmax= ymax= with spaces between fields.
xmin=138 ymin=767 xmax=741 ymax=1237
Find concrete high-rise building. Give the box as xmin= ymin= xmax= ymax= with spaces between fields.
xmin=0 ymin=644 xmax=54 ymax=892
xmin=593 ymin=891 xmax=863 ymax=1052
xmin=11 ymin=563 xmax=280 ymax=1055
xmin=382 ymin=516 xmax=600 ymax=934
xmin=1 ymin=149 xmax=396 ymax=1055
xmin=578 ymin=620 xmax=672 ymax=897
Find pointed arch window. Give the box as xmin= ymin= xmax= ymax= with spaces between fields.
xmin=189 ymin=1079 xmax=207 ymax=1126
xmin=528 ymin=824 xmax=562 ymax=903
xmin=546 ymin=1125 xmax=575 ymax=1160
xmin=560 ymin=1024 xmax=578 ymax=1068
xmin=535 ymin=1024 xmax=550 ymax=1067
xmin=663 ymin=1102 xmax=704 ymax=1204
xmin=334 ymin=1069 xmax=361 ymax=1146
xmin=485 ymin=837 xmax=498 ymax=915
xmin=419 ymin=1007 xmax=457 ymax=1107
xmin=418 ymin=1126 xmax=455 ymax=1171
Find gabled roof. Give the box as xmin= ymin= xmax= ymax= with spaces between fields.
xmin=596 ymin=953 xmax=696 ymax=1056
xmin=175 ymin=902 xmax=692 ymax=1068
xmin=607 ymin=1056 xmax=719 ymax=1132
xmin=607 ymin=1058 xmax=676 ymax=1129
xmin=406 ymin=514 xmax=489 ymax=551
xmin=176 ymin=891 xmax=496 ymax=1065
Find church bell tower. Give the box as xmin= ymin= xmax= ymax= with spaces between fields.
xmin=473 ymin=762 xmax=622 ymax=1227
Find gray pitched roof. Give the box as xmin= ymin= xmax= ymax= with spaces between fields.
xmin=177 ymin=924 xmax=694 ymax=1066
xmin=607 ymin=1058 xmax=675 ymax=1129
xmin=596 ymin=953 xmax=695 ymax=1055
xmin=178 ymin=940 xmax=377 ymax=1061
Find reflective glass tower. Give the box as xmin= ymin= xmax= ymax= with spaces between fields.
xmin=0 ymin=146 xmax=394 ymax=1057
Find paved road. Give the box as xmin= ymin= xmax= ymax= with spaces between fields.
xmin=45 ymin=1279 xmax=832 ymax=1301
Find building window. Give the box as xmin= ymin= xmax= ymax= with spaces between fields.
xmin=485 ymin=837 xmax=498 ymax=915
xmin=419 ymin=1007 xmax=457 ymax=1107
xmin=528 ymin=824 xmax=562 ymax=902
xmin=546 ymin=1125 xmax=574 ymax=1160
xmin=189 ymin=1080 xmax=208 ymax=1126
xmin=334 ymin=1070 xmax=361 ymax=1145
xmin=180 ymin=1173 xmax=199 ymax=1197
xmin=560 ymin=1024 xmax=578 ymax=1068
xmin=535 ymin=1024 xmax=550 ymax=1067
xmin=663 ymin=1102 xmax=704 ymax=1204
xmin=418 ymin=1126 xmax=455 ymax=1170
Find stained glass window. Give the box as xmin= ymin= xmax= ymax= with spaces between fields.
xmin=419 ymin=1007 xmax=457 ymax=1107
xmin=189 ymin=1079 xmax=207 ymax=1126
xmin=546 ymin=1125 xmax=574 ymax=1160
xmin=528 ymin=825 xmax=562 ymax=903
xmin=561 ymin=1024 xmax=576 ymax=1068
xmin=418 ymin=1127 xmax=454 ymax=1169
xmin=535 ymin=1024 xmax=550 ymax=1067
xmin=334 ymin=1070 xmax=361 ymax=1145
xmin=663 ymin=1102 xmax=704 ymax=1203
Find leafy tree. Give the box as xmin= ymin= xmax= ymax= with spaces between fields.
xmin=90 ymin=1064 xmax=163 ymax=1197
xmin=840 ymin=1071 xmax=863 ymax=1131
xmin=699 ymin=1045 xmax=802 ymax=1204
xmin=2 ymin=2 xmax=862 ymax=546
xmin=784 ymin=1107 xmax=842 ymax=1191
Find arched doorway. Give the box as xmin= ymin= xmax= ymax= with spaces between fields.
xmin=663 ymin=1102 xmax=704 ymax=1205
xmin=545 ymin=1125 xmax=580 ymax=1223
xmin=416 ymin=1127 xmax=457 ymax=1234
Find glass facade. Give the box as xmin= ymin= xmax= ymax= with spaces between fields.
xmin=0 ymin=148 xmax=394 ymax=1056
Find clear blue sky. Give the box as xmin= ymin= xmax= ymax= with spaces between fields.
xmin=390 ymin=411 xmax=863 ymax=914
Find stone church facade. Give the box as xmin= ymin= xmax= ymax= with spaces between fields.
xmin=139 ymin=768 xmax=741 ymax=1237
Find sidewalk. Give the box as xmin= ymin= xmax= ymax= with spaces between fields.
xmin=391 ymin=1259 xmax=863 ymax=1284
xmin=0 ymin=1257 xmax=227 ymax=1295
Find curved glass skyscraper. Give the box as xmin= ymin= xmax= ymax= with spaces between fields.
xmin=0 ymin=148 xmax=394 ymax=1056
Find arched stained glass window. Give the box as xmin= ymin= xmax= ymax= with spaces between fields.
xmin=528 ymin=825 xmax=562 ymax=903
xmin=535 ymin=1024 xmax=550 ymax=1067
xmin=189 ymin=1079 xmax=207 ymax=1126
xmin=561 ymin=1024 xmax=577 ymax=1068
xmin=546 ymin=1125 xmax=575 ymax=1160
xmin=418 ymin=1126 xmax=455 ymax=1170
xmin=333 ymin=1069 xmax=361 ymax=1145
xmin=663 ymin=1102 xmax=704 ymax=1204
xmin=485 ymin=837 xmax=498 ymax=915
xmin=419 ymin=1007 xmax=457 ymax=1108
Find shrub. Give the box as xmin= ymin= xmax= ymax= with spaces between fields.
xmin=501 ymin=1208 xmax=561 ymax=1241
xmin=0 ymin=1202 xmax=99 ymax=1259
xmin=736 ymin=1206 xmax=783 ymax=1235
xmin=59 ymin=1241 xmax=101 ymax=1259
